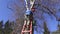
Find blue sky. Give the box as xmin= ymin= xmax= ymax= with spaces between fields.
xmin=0 ymin=0 xmax=15 ymax=24
xmin=0 ymin=0 xmax=60 ymax=34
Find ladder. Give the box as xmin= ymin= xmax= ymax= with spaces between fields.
xmin=21 ymin=6 xmax=35 ymax=34
xmin=21 ymin=19 xmax=33 ymax=34
xmin=21 ymin=0 xmax=35 ymax=34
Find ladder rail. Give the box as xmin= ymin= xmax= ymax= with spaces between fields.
xmin=21 ymin=20 xmax=33 ymax=34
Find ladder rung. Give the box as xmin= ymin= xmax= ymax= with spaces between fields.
xmin=21 ymin=20 xmax=32 ymax=34
xmin=22 ymin=30 xmax=32 ymax=32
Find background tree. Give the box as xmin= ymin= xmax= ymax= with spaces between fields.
xmin=7 ymin=0 xmax=60 ymax=34
xmin=7 ymin=0 xmax=26 ymax=34
xmin=43 ymin=22 xmax=50 ymax=34
xmin=0 ymin=21 xmax=3 ymax=34
xmin=4 ymin=20 xmax=13 ymax=34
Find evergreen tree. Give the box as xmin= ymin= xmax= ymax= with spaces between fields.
xmin=4 ymin=20 xmax=13 ymax=34
xmin=0 ymin=21 xmax=3 ymax=34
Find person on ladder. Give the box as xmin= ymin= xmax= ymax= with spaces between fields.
xmin=25 ymin=9 xmax=33 ymax=26
xmin=24 ymin=0 xmax=34 ymax=27
xmin=23 ymin=0 xmax=36 ymax=34
xmin=25 ymin=5 xmax=36 ymax=33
